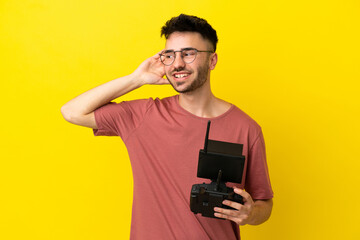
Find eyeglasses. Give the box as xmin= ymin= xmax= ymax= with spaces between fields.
xmin=159 ymin=48 xmax=214 ymax=66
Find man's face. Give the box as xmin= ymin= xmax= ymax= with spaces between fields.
xmin=164 ymin=32 xmax=216 ymax=93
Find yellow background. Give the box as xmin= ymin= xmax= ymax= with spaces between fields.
xmin=1 ymin=0 xmax=359 ymax=239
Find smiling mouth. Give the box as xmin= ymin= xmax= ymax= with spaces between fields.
xmin=173 ymin=72 xmax=191 ymax=80
xmin=174 ymin=73 xmax=189 ymax=78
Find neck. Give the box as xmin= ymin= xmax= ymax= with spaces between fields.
xmin=178 ymin=82 xmax=231 ymax=118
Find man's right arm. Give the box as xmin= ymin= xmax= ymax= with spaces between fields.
xmin=60 ymin=52 xmax=167 ymax=129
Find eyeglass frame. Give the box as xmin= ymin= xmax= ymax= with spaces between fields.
xmin=159 ymin=47 xmax=214 ymax=66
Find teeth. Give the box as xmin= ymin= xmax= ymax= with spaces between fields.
xmin=174 ymin=74 xmax=189 ymax=78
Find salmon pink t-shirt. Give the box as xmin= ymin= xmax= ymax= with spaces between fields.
xmin=93 ymin=95 xmax=273 ymax=240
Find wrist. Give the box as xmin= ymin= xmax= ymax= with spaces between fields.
xmin=246 ymin=206 xmax=258 ymax=225
xmin=128 ymin=72 xmax=147 ymax=88
xmin=245 ymin=199 xmax=273 ymax=225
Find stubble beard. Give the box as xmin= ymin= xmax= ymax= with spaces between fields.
xmin=166 ymin=63 xmax=210 ymax=94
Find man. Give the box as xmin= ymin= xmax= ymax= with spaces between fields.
xmin=61 ymin=14 xmax=273 ymax=239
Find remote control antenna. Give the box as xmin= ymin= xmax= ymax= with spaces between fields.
xmin=215 ymin=170 xmax=222 ymax=191
xmin=204 ymin=120 xmax=211 ymax=153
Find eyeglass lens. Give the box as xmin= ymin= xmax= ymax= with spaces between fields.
xmin=160 ymin=49 xmax=198 ymax=65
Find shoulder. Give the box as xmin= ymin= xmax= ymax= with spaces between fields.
xmin=108 ymin=97 xmax=156 ymax=113
xmin=149 ymin=95 xmax=180 ymax=111
xmin=111 ymin=95 xmax=180 ymax=118
xmin=123 ymin=97 xmax=156 ymax=107
xmin=99 ymin=96 xmax=178 ymax=115
xmin=153 ymin=95 xmax=178 ymax=105
xmin=229 ymin=105 xmax=261 ymax=128
xmin=95 ymin=98 xmax=157 ymax=118
xmin=224 ymin=104 xmax=263 ymax=140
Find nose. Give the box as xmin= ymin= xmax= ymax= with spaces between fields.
xmin=172 ymin=51 xmax=186 ymax=69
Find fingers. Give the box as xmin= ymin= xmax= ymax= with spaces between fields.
xmin=233 ymin=187 xmax=252 ymax=203
xmin=224 ymin=199 xmax=243 ymax=210
xmin=152 ymin=49 xmax=165 ymax=60
xmin=213 ymin=205 xmax=249 ymax=225
xmin=155 ymin=77 xmax=169 ymax=85
xmin=214 ymin=207 xmax=239 ymax=218
xmin=214 ymin=211 xmax=234 ymax=220
xmin=213 ymin=188 xmax=255 ymax=225
xmin=214 ymin=199 xmax=243 ymax=214
xmin=214 ymin=199 xmax=243 ymax=218
xmin=214 ymin=212 xmax=248 ymax=226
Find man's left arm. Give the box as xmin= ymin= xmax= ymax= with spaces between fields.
xmin=214 ymin=187 xmax=273 ymax=225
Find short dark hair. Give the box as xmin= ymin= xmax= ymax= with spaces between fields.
xmin=161 ymin=14 xmax=218 ymax=52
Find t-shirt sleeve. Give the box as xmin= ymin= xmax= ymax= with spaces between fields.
xmin=245 ymin=130 xmax=274 ymax=200
xmin=93 ymin=98 xmax=154 ymax=140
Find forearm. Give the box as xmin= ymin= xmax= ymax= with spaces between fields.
xmin=61 ymin=73 xmax=143 ymax=119
xmin=61 ymin=52 xmax=166 ymax=127
xmin=247 ymin=199 xmax=273 ymax=225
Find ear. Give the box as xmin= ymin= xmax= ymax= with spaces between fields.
xmin=209 ymin=52 xmax=218 ymax=70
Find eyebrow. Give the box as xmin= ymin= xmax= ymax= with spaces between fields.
xmin=164 ymin=47 xmax=196 ymax=53
xmin=181 ymin=47 xmax=196 ymax=51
